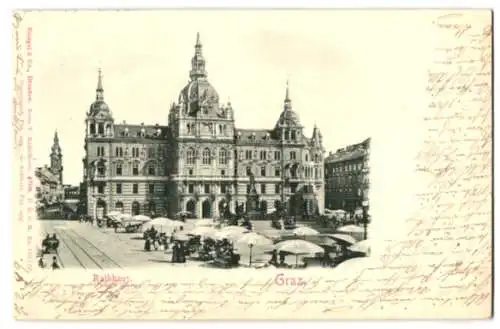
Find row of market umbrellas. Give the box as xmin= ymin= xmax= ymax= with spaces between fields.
xmin=104 ymin=211 xmax=371 ymax=256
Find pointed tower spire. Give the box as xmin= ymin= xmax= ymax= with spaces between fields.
xmin=51 ymin=129 xmax=61 ymax=155
xmin=190 ymin=32 xmax=207 ymax=80
xmin=284 ymin=79 xmax=292 ymax=110
xmin=96 ymin=68 xmax=104 ymax=101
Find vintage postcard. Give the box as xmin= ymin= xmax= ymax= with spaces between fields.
xmin=12 ymin=9 xmax=492 ymax=320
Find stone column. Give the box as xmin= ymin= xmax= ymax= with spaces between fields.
xmin=213 ymin=197 xmax=219 ymax=218
xmin=197 ymin=199 xmax=202 ymax=219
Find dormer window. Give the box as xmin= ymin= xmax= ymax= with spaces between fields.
xmin=251 ymin=132 xmax=256 ymax=140
xmin=124 ymin=128 xmax=129 ymax=137
xmin=140 ymin=128 xmax=146 ymax=137
xmin=156 ymin=128 xmax=161 ymax=136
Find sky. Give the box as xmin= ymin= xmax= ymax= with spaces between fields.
xmin=28 ymin=10 xmax=430 ymax=185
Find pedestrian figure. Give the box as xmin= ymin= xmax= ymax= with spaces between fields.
xmin=279 ymin=251 xmax=286 ymax=267
xmin=171 ymin=242 xmax=179 ymax=263
xmin=269 ymin=249 xmax=278 ymax=266
xmin=51 ymin=256 xmax=60 ymax=270
xmin=38 ymin=257 xmax=45 ymax=269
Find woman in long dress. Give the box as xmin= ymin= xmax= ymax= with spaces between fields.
xmin=171 ymin=242 xmax=178 ymax=263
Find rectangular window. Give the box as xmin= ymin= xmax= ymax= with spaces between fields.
xmin=148 ymin=164 xmax=155 ymax=175
xmin=260 ymin=166 xmax=266 ymax=176
xmin=116 ymin=183 xmax=122 ymax=194
xmin=97 ymin=185 xmax=104 ymax=194
xmin=148 ymin=147 xmax=155 ymax=158
xmin=290 ymin=151 xmax=296 ymax=160
xmin=260 ymin=151 xmax=266 ymax=160
xmin=204 ymin=184 xmax=210 ymax=194
xmin=164 ymin=183 xmax=169 ymax=195
xmin=133 ymin=164 xmax=139 ymax=176
xmin=275 ymin=184 xmax=280 ymax=194
xmin=188 ymin=184 xmax=194 ymax=193
xmin=261 ymin=184 xmax=266 ymax=194
xmin=116 ymin=164 xmax=122 ymax=176
xmin=274 ymin=151 xmax=281 ymax=160
xmin=221 ymin=184 xmax=226 ymax=194
xmin=221 ymin=169 xmax=225 ymax=176
xmin=132 ymin=184 xmax=138 ymax=194
xmin=291 ymin=184 xmax=297 ymax=193
xmin=148 ymin=184 xmax=154 ymax=194
xmin=275 ymin=167 xmax=281 ymax=177
xmin=189 ymin=169 xmax=193 ymax=176
xmin=245 ymin=150 xmax=252 ymax=160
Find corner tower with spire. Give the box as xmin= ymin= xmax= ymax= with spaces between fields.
xmin=274 ymin=80 xmax=304 ymax=142
xmin=86 ymin=68 xmax=114 ymax=138
xmin=50 ymin=130 xmax=63 ymax=184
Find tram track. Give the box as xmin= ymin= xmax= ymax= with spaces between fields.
xmin=54 ymin=227 xmax=122 ymax=269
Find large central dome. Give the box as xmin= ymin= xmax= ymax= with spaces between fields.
xmin=179 ymin=78 xmax=219 ymax=106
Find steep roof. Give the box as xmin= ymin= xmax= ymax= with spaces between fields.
xmin=114 ymin=124 xmax=169 ymax=139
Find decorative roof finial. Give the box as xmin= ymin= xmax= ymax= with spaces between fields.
xmin=285 ymin=79 xmax=290 ymax=101
xmin=196 ymin=32 xmax=201 ymax=46
xmin=96 ymin=68 xmax=104 ymax=101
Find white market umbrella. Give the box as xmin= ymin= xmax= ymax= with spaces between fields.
xmin=236 ymin=232 xmax=273 ymax=247
xmin=275 ymin=239 xmax=324 ymax=255
xmin=107 ymin=211 xmax=121 ymax=217
xmin=188 ymin=226 xmax=216 ymax=238
xmin=132 ymin=215 xmax=152 ymax=222
xmin=143 ymin=217 xmax=182 ymax=232
xmin=194 ymin=219 xmax=215 ymax=227
xmin=221 ymin=226 xmax=248 ymax=234
xmin=293 ymin=227 xmax=319 ymax=236
xmin=337 ymin=225 xmax=364 ymax=234
xmin=236 ymin=232 xmax=273 ymax=266
xmin=348 ymin=239 xmax=372 ymax=254
xmin=327 ymin=233 xmax=357 ymax=245
xmin=213 ymin=230 xmax=245 ymax=242
xmin=173 ymin=233 xmax=191 ymax=242
xmin=274 ymin=239 xmax=324 ymax=266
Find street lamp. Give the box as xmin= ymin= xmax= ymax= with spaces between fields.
xmin=248 ymin=243 xmax=254 ymax=266
xmin=362 ymin=200 xmax=369 ymax=240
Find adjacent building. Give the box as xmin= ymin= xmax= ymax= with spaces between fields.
xmin=324 ymin=138 xmax=370 ymax=213
xmin=35 ymin=132 xmax=65 ymax=209
xmin=83 ymin=33 xmax=325 ymax=220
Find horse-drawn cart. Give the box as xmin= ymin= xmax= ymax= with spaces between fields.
xmin=42 ymin=238 xmax=59 ymax=255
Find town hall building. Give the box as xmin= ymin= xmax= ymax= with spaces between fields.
xmin=83 ymin=33 xmax=325 ymax=220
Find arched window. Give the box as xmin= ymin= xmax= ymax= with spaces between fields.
xmin=202 ymin=148 xmax=211 ymax=165
xmin=186 ymin=148 xmax=195 ymax=165
xmin=219 ymin=149 xmax=228 ymax=165
xmin=115 ymin=201 xmax=124 ymax=213
xmin=89 ymin=123 xmax=96 ymax=134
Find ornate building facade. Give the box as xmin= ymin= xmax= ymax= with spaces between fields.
xmin=35 ymin=132 xmax=64 ymax=209
xmin=324 ymin=138 xmax=370 ymax=213
xmin=83 ymin=33 xmax=325 ymax=220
